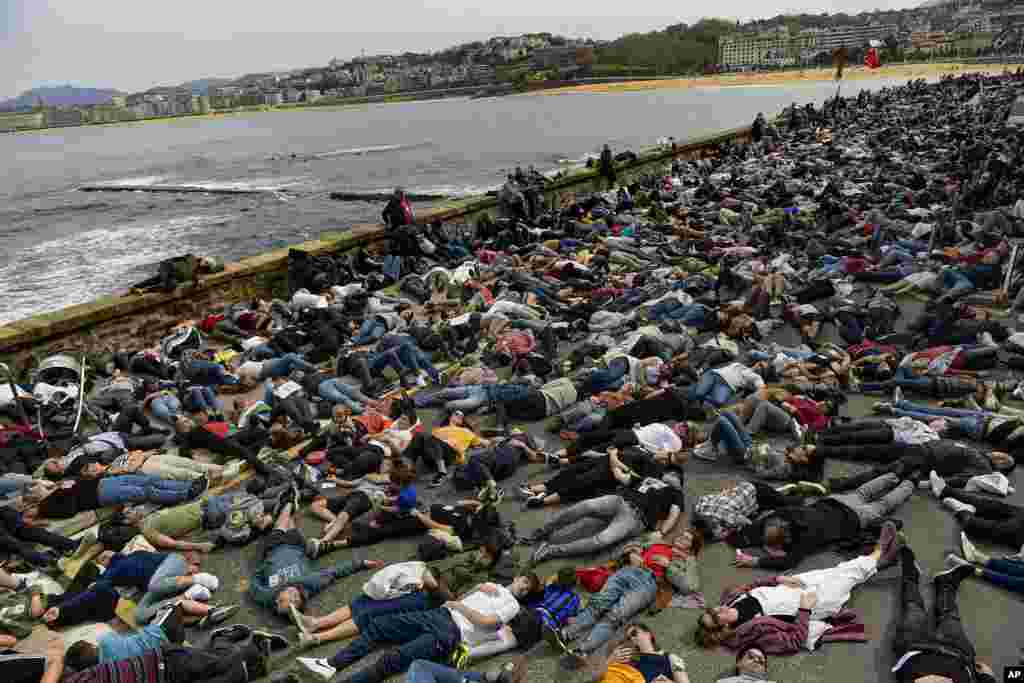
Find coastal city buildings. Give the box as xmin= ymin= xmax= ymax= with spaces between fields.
xmin=4 ymin=3 xmax=1024 ymax=131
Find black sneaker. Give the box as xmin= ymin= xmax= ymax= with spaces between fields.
xmin=190 ymin=475 xmax=209 ymax=499
xmin=252 ymin=630 xmax=290 ymax=653
xmin=208 ymin=623 xmax=252 ymax=643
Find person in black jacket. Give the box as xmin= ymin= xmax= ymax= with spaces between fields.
xmin=731 ymin=473 xmax=912 ymax=570
xmin=382 ymin=188 xmax=419 ymax=257
xmin=891 ymin=547 xmax=996 ymax=683
xmin=598 ymin=144 xmax=616 ymax=190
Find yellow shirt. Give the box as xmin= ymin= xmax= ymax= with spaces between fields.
xmin=599 ymin=664 xmax=645 ymax=683
xmin=432 ymin=426 xmax=483 ymax=465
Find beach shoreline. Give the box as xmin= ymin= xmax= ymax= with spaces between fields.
xmin=528 ymin=62 xmax=1021 ymax=96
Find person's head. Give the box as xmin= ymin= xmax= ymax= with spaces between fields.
xmin=990 ymin=451 xmax=1016 ymax=472
xmin=275 ymin=585 xmax=306 ymax=616
xmin=65 ymin=641 xmax=99 ymax=671
xmin=785 ymin=445 xmax=813 ymax=465
xmin=625 ymin=623 xmax=658 ymax=653
xmin=620 ymin=543 xmax=645 ymax=568
xmin=673 ymin=526 xmax=705 ymax=556
xmin=696 ymin=606 xmax=739 ymax=648
xmin=448 ymin=409 xmax=466 ymax=427
xmin=43 ymin=458 xmax=65 ymax=478
xmin=394 ymin=187 xmax=405 ymax=199
xmin=510 ymin=573 xmax=542 ymax=598
xmin=736 ymin=646 xmax=768 ymax=675
xmin=174 ymin=416 xmax=194 ymax=433
xmin=182 ymin=550 xmax=202 ymax=574
xmin=763 ymin=518 xmax=788 ymax=550
xmin=476 ymin=538 xmax=503 ymax=568
xmin=332 ymin=405 xmax=352 ymax=422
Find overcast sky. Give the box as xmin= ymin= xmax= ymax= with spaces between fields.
xmin=3 ymin=0 xmax=923 ymax=97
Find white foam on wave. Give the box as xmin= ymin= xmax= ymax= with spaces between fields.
xmin=92 ymin=176 xmax=166 ymax=188
xmin=308 ymin=141 xmax=432 ymax=160
xmin=0 ymin=213 xmax=234 ymax=324
xmin=408 ymin=183 xmax=499 ymax=198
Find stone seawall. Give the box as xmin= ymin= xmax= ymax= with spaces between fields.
xmin=0 ymin=124 xmax=750 ymax=375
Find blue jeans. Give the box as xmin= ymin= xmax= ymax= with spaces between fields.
xmin=383 ymin=255 xmax=402 ymax=281
xmin=419 ymin=385 xmax=488 ymax=411
xmin=942 ymin=269 xmax=975 ymax=300
xmin=407 ymin=660 xmax=485 ymax=683
xmin=261 ymin=353 xmax=317 ymax=379
xmin=318 ymin=379 xmax=369 ymax=412
xmin=97 ymin=475 xmax=193 ymax=507
xmin=247 ymin=344 xmax=278 ymax=361
xmin=135 ymin=553 xmax=188 ymax=623
xmin=892 ymin=400 xmax=986 ymax=439
xmin=328 ymin=608 xmax=461 ymax=683
xmin=687 ymin=371 xmax=735 ymax=407
xmin=188 ymin=360 xmax=238 ymax=386
xmin=186 ymin=386 xmax=222 ymax=414
xmin=396 ymin=344 xmax=440 ymax=383
xmin=563 ymin=566 xmax=657 ymax=654
xmin=350 ymin=591 xmax=435 ymax=629
xmin=150 ymin=395 xmax=181 ymax=423
xmin=981 ymin=557 xmax=1024 ymax=594
xmin=583 ymin=357 xmax=630 ymax=394
xmin=713 ymin=411 xmax=752 ymax=459
xmin=649 ymin=301 xmax=708 ymax=326
xmin=353 ymin=319 xmax=389 ymax=346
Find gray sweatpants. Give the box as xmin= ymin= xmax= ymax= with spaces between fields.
xmin=134 ymin=553 xmax=190 ymax=624
xmin=744 ymin=397 xmax=793 ymax=434
xmin=535 ymin=495 xmax=645 ymax=559
xmin=828 ymin=473 xmax=914 ymax=528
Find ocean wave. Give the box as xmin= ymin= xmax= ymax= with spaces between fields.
xmin=0 ymin=213 xmax=234 ymax=324
xmin=291 ymin=141 xmax=433 ymax=161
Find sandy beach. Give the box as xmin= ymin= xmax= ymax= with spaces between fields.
xmin=531 ymin=62 xmax=1021 ymax=96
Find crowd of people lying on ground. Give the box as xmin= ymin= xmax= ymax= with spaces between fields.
xmin=4 ymin=70 xmax=1024 ymax=683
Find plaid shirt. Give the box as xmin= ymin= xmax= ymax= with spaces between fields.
xmin=693 ymin=481 xmax=758 ymax=540
xmin=531 ymin=584 xmax=581 ymax=630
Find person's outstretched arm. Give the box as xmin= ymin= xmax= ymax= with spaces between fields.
xmin=299 ymin=559 xmax=381 ymax=599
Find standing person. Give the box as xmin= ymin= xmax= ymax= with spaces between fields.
xmin=890 ymin=547 xmax=997 ymax=683
xmin=383 ymin=188 xmax=419 ymax=272
xmin=599 ymin=144 xmax=616 ymax=190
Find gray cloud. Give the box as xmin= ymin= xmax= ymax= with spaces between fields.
xmin=2 ymin=0 xmax=921 ymax=97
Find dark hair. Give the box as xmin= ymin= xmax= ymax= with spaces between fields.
xmin=523 ymin=572 xmax=542 ymax=594
xmin=627 ymin=622 xmax=657 ymax=649
xmin=737 ymin=645 xmax=767 ymax=664
xmin=65 ymin=641 xmax=99 ymax=671
xmin=481 ymin=537 xmax=503 ymax=565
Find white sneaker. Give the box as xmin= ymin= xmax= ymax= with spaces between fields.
xmin=1013 ymin=383 xmax=1024 ymax=402
xmin=961 ymin=532 xmax=987 ymax=565
xmin=942 ymin=498 xmax=976 ymax=516
xmin=297 ymin=657 xmax=337 ymax=681
xmin=929 ymin=470 xmax=946 ymax=498
xmin=979 ymin=331 xmax=997 ymax=348
xmin=945 ymin=553 xmax=972 ymax=569
xmin=893 ymin=386 xmax=903 ymax=405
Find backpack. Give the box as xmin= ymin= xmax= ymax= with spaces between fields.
xmin=215 ymin=493 xmax=264 ymax=545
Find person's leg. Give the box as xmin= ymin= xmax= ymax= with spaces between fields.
xmin=744 ymin=397 xmax=792 ymax=434
xmin=7 ymin=512 xmax=78 ymax=553
xmin=892 ymin=549 xmax=932 ymax=652
xmin=134 ymin=475 xmax=194 ymax=506
xmin=445 ymin=387 xmax=488 ymax=413
xmin=978 ymin=564 xmax=1024 ymax=594
xmin=544 ymin=499 xmax=643 ymax=558
xmin=795 ymin=553 xmax=879 ymax=617
xmin=576 ymin=569 xmax=658 ymax=654
xmin=327 ymin=609 xmax=440 ymax=672
xmin=151 ymin=396 xmax=181 ymax=423
xmin=533 ymin=495 xmax=622 ymax=541
xmin=933 ymin=574 xmax=977 ymax=658
xmin=712 ymin=414 xmax=749 ymax=459
xmin=563 ymin=570 xmax=631 ymax=640
xmin=855 ymin=478 xmax=916 ymax=526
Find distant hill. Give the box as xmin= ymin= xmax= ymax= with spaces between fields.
xmin=0 ymin=85 xmax=123 ymax=111
xmin=918 ymin=0 xmax=952 ymax=6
